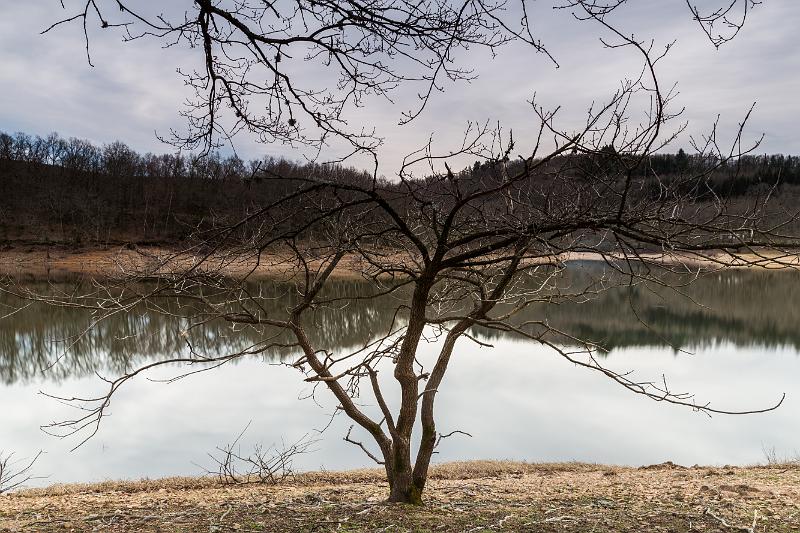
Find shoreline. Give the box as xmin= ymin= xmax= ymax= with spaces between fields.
xmin=2 ymin=460 xmax=799 ymax=532
xmin=2 ymin=244 xmax=799 ymax=282
xmin=0 ymin=245 xmax=367 ymax=282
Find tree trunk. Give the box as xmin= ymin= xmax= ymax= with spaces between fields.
xmin=386 ymin=280 xmax=432 ymax=504
xmin=388 ymin=463 xmax=424 ymax=504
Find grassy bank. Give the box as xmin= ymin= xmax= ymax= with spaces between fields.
xmin=1 ymin=461 xmax=799 ymax=532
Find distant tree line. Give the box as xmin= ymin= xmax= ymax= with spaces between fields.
xmin=2 ymin=129 xmax=800 ymax=246
xmin=471 ymin=147 xmax=800 ymax=199
xmin=0 ymin=130 xmax=373 ymax=245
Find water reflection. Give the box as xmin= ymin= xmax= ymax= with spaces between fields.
xmin=0 ymin=279 xmax=404 ymax=384
xmin=2 ymin=265 xmax=800 ymax=485
xmin=512 ymin=266 xmax=800 ymax=351
xmin=3 ymin=266 xmax=800 ymax=384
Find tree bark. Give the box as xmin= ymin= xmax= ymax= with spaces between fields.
xmin=388 ymin=459 xmax=424 ymax=504
xmin=386 ymin=278 xmax=431 ymax=504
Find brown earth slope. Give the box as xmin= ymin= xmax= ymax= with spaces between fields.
xmin=3 ymin=245 xmax=799 ymax=282
xmin=1 ymin=461 xmax=799 ymax=532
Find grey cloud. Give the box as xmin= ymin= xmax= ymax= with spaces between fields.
xmin=1 ymin=1 xmax=797 ymax=173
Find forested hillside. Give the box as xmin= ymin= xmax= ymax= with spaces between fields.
xmin=0 ymin=130 xmax=375 ymax=245
xmin=2 ymin=129 xmax=800 ymax=247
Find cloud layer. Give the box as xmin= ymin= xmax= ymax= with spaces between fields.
xmin=1 ymin=1 xmax=798 ymax=174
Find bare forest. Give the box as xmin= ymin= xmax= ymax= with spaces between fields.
xmin=3 ymin=130 xmax=800 ymax=247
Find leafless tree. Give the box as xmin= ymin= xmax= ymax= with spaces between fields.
xmin=0 ymin=451 xmax=42 ymax=494
xmin=43 ymin=1 xmax=762 ymax=159
xmin=44 ymin=0 xmax=554 ymax=157
xmin=16 ymin=0 xmax=800 ymax=505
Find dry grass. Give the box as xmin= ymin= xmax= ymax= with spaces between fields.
xmin=2 ymin=461 xmax=799 ymax=532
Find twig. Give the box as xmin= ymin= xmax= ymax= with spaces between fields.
xmin=703 ymin=508 xmax=758 ymax=533
xmin=344 ymin=425 xmax=385 ymax=465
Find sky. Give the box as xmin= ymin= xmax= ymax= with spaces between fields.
xmin=1 ymin=1 xmax=798 ymax=176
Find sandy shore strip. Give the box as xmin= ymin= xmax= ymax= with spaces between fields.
xmin=2 ymin=245 xmax=800 ymax=282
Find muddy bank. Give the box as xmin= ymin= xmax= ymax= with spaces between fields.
xmin=2 ymin=244 xmax=798 ymax=282
xmin=0 ymin=245 xmax=367 ymax=281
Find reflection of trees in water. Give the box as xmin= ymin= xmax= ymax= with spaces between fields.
xmin=0 ymin=279 xmax=404 ymax=384
xmin=3 ymin=267 xmax=800 ymax=384
xmin=477 ymin=264 xmax=800 ymax=352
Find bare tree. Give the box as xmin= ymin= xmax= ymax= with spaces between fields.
xmin=42 ymin=1 xmax=764 ymax=159
xmin=16 ymin=0 xmax=800 ymax=505
xmin=44 ymin=0 xmax=553 ymax=157
xmin=0 ymin=451 xmax=42 ymax=494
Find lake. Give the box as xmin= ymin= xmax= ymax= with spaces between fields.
xmin=2 ymin=263 xmax=800 ymax=487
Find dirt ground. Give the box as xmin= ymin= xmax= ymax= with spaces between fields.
xmin=2 ymin=244 xmax=798 ymax=282
xmin=1 ymin=461 xmax=799 ymax=532
xmin=0 ymin=245 xmax=368 ymax=281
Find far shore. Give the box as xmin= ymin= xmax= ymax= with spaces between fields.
xmin=1 ymin=460 xmax=799 ymax=532
xmin=1 ymin=243 xmax=799 ymax=282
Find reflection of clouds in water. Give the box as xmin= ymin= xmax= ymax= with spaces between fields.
xmin=4 ymin=339 xmax=799 ymax=486
xmin=430 ymin=341 xmax=798 ymax=467
xmin=0 ymin=359 xmax=354 ymax=485
xmin=4 ymin=267 xmax=800 ymax=485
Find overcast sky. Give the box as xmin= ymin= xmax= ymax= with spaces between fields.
xmin=1 ymin=1 xmax=798 ymax=174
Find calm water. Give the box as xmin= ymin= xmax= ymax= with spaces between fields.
xmin=2 ymin=264 xmax=800 ymax=486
